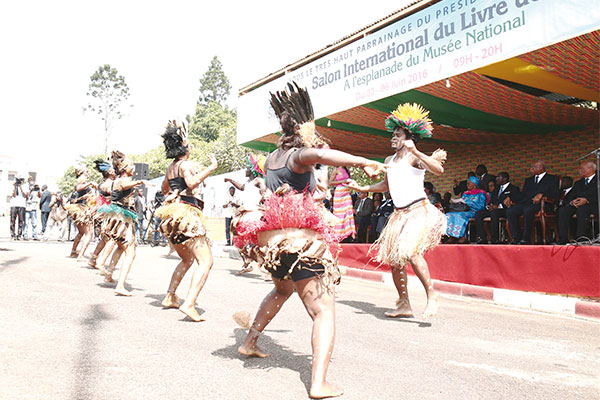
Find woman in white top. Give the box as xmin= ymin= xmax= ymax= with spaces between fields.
xmin=346 ymin=103 xmax=446 ymax=319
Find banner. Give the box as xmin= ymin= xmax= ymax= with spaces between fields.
xmin=238 ymin=0 xmax=600 ymax=144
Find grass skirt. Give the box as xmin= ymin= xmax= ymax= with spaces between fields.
xmin=154 ymin=201 xmax=208 ymax=245
xmin=97 ymin=204 xmax=137 ymax=245
xmin=232 ymin=192 xmax=343 ymax=285
xmin=374 ymin=199 xmax=446 ymax=268
xmin=64 ymin=204 xmax=92 ymax=226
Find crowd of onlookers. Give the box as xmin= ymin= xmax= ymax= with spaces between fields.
xmin=346 ymin=160 xmax=598 ymax=245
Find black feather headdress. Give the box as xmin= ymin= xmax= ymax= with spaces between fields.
xmin=269 ymin=81 xmax=317 ymax=146
xmin=162 ymin=120 xmax=189 ymax=159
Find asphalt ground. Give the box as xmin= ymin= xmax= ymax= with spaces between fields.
xmin=1 ymin=239 xmax=599 ymax=400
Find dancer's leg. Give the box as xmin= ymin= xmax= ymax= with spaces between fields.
xmin=295 ymin=277 xmax=342 ymax=399
xmin=239 ymin=278 xmax=294 ymax=358
xmin=384 ymin=266 xmax=414 ymax=318
xmin=161 ymin=243 xmax=194 ymax=309
xmin=409 ymin=254 xmax=439 ymax=318
xmin=77 ymin=224 xmax=93 ymax=261
xmin=103 ymin=244 xmax=123 ymax=283
xmin=114 ymin=243 xmax=136 ymax=296
xmin=179 ymin=239 xmax=214 ymax=322
xmin=70 ymin=225 xmax=84 ymax=257
xmin=89 ymin=236 xmax=108 ymax=268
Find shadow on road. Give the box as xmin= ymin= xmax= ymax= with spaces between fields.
xmin=71 ymin=304 xmax=113 ymax=400
xmin=337 ymin=299 xmax=432 ymax=327
xmin=212 ymin=328 xmax=312 ymax=393
xmin=0 ymin=256 xmax=29 ymax=272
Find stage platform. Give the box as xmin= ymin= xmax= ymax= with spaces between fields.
xmin=338 ymin=244 xmax=600 ymax=298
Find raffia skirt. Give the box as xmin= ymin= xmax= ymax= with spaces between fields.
xmin=374 ymin=199 xmax=446 ymax=268
xmin=64 ymin=203 xmax=92 ymax=226
xmin=232 ymin=193 xmax=343 ymax=286
xmin=154 ymin=201 xmax=209 ymax=245
xmin=96 ymin=204 xmax=137 ymax=246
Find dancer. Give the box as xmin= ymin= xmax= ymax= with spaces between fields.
xmin=233 ymin=82 xmax=384 ymax=399
xmin=155 ymin=121 xmax=218 ymax=322
xmin=64 ymin=166 xmax=96 ymax=261
xmin=88 ymin=159 xmax=116 ymax=270
xmin=346 ymin=103 xmax=446 ymax=319
xmin=95 ymin=151 xmax=150 ymax=296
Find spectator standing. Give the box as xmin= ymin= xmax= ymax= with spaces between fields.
xmin=135 ymin=188 xmax=147 ymax=244
xmin=150 ymin=191 xmax=167 ymax=246
xmin=39 ymin=185 xmax=52 ymax=235
xmin=556 ymin=161 xmax=598 ymax=244
xmin=476 ymin=164 xmax=496 ymax=192
xmin=353 ymin=192 xmax=374 ymax=243
xmin=9 ymin=177 xmax=27 ymax=240
xmin=43 ymin=192 xmax=68 ymax=241
xmin=222 ymin=186 xmax=240 ymax=246
xmin=24 ymin=181 xmax=40 ymax=240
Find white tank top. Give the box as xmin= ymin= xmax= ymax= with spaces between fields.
xmin=387 ymin=153 xmax=426 ymax=208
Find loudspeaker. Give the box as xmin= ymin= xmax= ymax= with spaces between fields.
xmin=133 ymin=163 xmax=149 ymax=181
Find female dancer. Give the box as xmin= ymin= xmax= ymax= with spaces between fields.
xmin=233 ymin=83 xmax=384 ymax=399
xmin=88 ymin=159 xmax=116 ymax=269
xmin=346 ymin=103 xmax=446 ymax=319
xmin=329 ymin=166 xmax=355 ymax=240
xmin=95 ymin=151 xmax=150 ymax=296
xmin=155 ymin=121 xmax=218 ymax=322
xmin=65 ymin=166 xmax=96 ymax=261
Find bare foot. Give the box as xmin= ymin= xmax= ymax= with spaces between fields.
xmin=179 ymin=304 xmax=205 ymax=322
xmin=115 ymin=287 xmax=133 ymax=296
xmin=422 ymin=293 xmax=440 ymax=319
xmin=238 ymin=344 xmax=270 ymax=358
xmin=76 ymin=256 xmax=87 ymax=262
xmin=309 ymin=382 xmax=343 ymax=399
xmin=69 ymin=252 xmax=78 ymax=258
xmin=237 ymin=266 xmax=253 ymax=275
xmin=384 ymin=298 xmax=414 ymax=318
xmin=103 ymin=271 xmax=115 ymax=283
xmin=88 ymin=260 xmax=97 ymax=269
xmin=161 ymin=293 xmax=181 ymax=308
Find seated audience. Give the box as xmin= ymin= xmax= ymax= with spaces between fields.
xmin=474 ymin=172 xmax=519 ymax=244
xmin=441 ymin=192 xmax=452 ymax=213
xmin=446 ymin=176 xmax=489 ymax=243
xmin=369 ymin=192 xmax=383 ymax=243
xmin=453 ymin=172 xmax=476 ymax=196
xmin=556 ymin=161 xmax=598 ymax=244
xmin=506 ymin=160 xmax=560 ymax=244
xmin=354 ymin=192 xmax=374 ymax=243
xmin=424 ymin=181 xmax=443 ymax=211
xmin=373 ymin=192 xmax=394 ymax=242
xmin=487 ymin=179 xmax=496 ymax=196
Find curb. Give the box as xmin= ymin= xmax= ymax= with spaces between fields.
xmin=342 ymin=266 xmax=600 ymax=321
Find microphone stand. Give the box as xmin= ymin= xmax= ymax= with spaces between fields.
xmin=575 ymin=148 xmax=600 ymax=245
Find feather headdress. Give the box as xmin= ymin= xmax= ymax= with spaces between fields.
xmin=246 ymin=153 xmax=266 ymax=178
xmin=94 ymin=159 xmax=112 ymax=174
xmin=162 ymin=120 xmax=189 ymax=159
xmin=111 ymin=150 xmax=129 ymax=175
xmin=270 ymin=82 xmax=317 ymax=147
xmin=385 ymin=103 xmax=433 ymax=140
xmin=74 ymin=165 xmax=87 ymax=177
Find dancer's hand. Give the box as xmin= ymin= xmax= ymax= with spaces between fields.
xmin=208 ymin=154 xmax=218 ymax=168
xmin=343 ymin=179 xmax=364 ymax=192
xmin=401 ymin=139 xmax=417 ymax=153
xmin=362 ymin=160 xmax=386 ymax=179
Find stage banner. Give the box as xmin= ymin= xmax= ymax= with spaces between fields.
xmin=238 ymin=0 xmax=600 ymax=145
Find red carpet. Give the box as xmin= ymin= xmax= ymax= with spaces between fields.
xmin=338 ymin=244 xmax=600 ymax=297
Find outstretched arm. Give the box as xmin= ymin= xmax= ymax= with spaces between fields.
xmin=224 ymin=177 xmax=246 ymax=191
xmin=183 ymin=155 xmax=218 ymax=189
xmin=403 ymin=140 xmax=444 ymax=176
xmin=294 ymin=148 xmax=385 ymax=179
xmin=344 ymin=156 xmax=391 ymax=193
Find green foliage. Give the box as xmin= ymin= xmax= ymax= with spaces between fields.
xmin=198 ymin=56 xmax=231 ymax=106
xmin=349 ymin=167 xmax=383 ymax=189
xmin=84 ymin=64 xmax=132 ymax=153
xmin=189 ymin=101 xmax=236 ymax=142
xmin=130 ymin=147 xmax=169 ymax=179
xmin=57 ymin=154 xmax=108 ymax=195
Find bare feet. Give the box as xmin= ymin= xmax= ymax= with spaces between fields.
xmin=115 ymin=287 xmax=133 ymax=296
xmin=237 ymin=265 xmax=253 ymax=275
xmin=309 ymin=382 xmax=343 ymax=399
xmin=422 ymin=293 xmax=440 ymax=319
xmin=103 ymin=271 xmax=115 ymax=283
xmin=179 ymin=303 xmax=205 ymax=322
xmin=238 ymin=344 xmax=270 ymax=358
xmin=384 ymin=298 xmax=414 ymax=318
xmin=161 ymin=293 xmax=181 ymax=309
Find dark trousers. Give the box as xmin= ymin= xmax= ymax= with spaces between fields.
xmin=41 ymin=211 xmax=50 ymax=234
xmin=558 ymin=204 xmax=594 ymax=242
xmin=225 ymin=217 xmax=233 ymax=245
xmin=10 ymin=206 xmax=25 ymax=238
xmin=368 ymin=215 xmax=378 ymax=243
xmin=355 ymin=215 xmax=370 ymax=243
xmin=506 ymin=202 xmax=546 ymax=243
xmin=475 ymin=208 xmax=507 ymax=243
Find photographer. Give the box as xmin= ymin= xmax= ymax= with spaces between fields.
xmin=10 ymin=177 xmax=28 ymax=240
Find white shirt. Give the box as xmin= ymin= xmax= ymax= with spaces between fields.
xmin=497 ymin=182 xmax=510 ymax=208
xmin=10 ymin=185 xmax=27 ymax=208
xmin=387 ymin=153 xmax=425 ymax=208
xmin=534 ymin=172 xmax=546 ymax=183
xmin=223 ymin=192 xmax=240 ymax=218
xmin=585 ymin=174 xmax=596 ymax=185
xmin=241 ymin=179 xmax=262 ymax=209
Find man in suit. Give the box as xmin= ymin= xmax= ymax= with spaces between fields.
xmin=353 ymin=192 xmax=374 ymax=243
xmin=39 ymin=185 xmax=52 ymax=236
xmin=474 ymin=172 xmax=519 ymax=244
xmin=556 ymin=161 xmax=598 ymax=244
xmin=476 ymin=164 xmax=496 ymax=192
xmin=506 ymin=160 xmax=560 ymax=244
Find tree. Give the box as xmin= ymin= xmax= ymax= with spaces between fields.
xmin=198 ymin=56 xmax=230 ymax=106
xmin=188 ymin=101 xmax=236 ymax=142
xmin=57 ymin=154 xmax=106 ymax=195
xmin=84 ymin=64 xmax=131 ymax=154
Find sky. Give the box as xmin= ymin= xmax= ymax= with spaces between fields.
xmin=0 ymin=0 xmax=410 ymax=179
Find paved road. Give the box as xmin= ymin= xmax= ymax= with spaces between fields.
xmin=1 ymin=239 xmax=598 ymax=400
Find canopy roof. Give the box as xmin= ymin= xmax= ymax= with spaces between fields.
xmin=242 ymin=31 xmax=599 ymax=159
